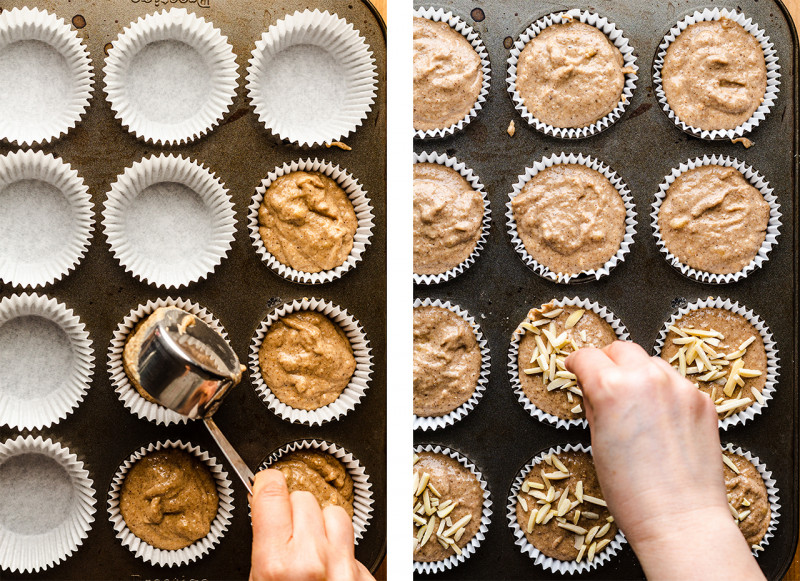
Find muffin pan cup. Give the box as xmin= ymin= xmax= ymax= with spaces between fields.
xmin=248 ymin=297 xmax=373 ymax=427
xmin=103 ymin=8 xmax=238 ymax=146
xmin=0 ymin=6 xmax=93 ymax=147
xmin=652 ymin=7 xmax=781 ymax=141
xmin=505 ymin=152 xmax=637 ymax=284
xmin=413 ymin=298 xmax=491 ymax=431
xmin=651 ymin=154 xmax=781 ymax=284
xmin=413 ymin=444 xmax=493 ymax=575
xmin=505 ymin=443 xmax=627 ymax=575
xmin=652 ymin=297 xmax=780 ymax=431
xmin=107 ymin=296 xmax=231 ymax=427
xmin=247 ymin=158 xmax=375 ymax=285
xmin=0 ymin=293 xmax=94 ymax=431
xmin=506 ymin=8 xmax=639 ymax=140
xmin=107 ymin=439 xmax=234 ymax=568
xmin=412 ymin=151 xmax=491 ymax=285
xmin=259 ymin=438 xmax=374 ymax=544
xmin=0 ymin=435 xmax=96 ymax=574
xmin=413 ymin=7 xmax=492 ymax=140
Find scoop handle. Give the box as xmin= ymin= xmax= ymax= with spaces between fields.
xmin=203 ymin=416 xmax=255 ymax=496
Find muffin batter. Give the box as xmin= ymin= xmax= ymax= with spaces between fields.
xmin=413 ymin=17 xmax=483 ymax=132
xmin=258 ymin=171 xmax=357 ymax=273
xmin=516 ymin=21 xmax=625 ymax=128
xmin=119 ymin=448 xmax=219 ymax=551
xmin=658 ymin=165 xmax=769 ymax=274
xmin=259 ymin=311 xmax=356 ymax=410
xmin=272 ymin=451 xmax=354 ymax=517
xmin=413 ymin=163 xmax=484 ymax=275
xmin=723 ymin=451 xmax=771 ymax=548
xmin=511 ymin=164 xmax=626 ymax=275
xmin=413 ymin=305 xmax=481 ymax=417
xmin=662 ymin=18 xmax=767 ymax=131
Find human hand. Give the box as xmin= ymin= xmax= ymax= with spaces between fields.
xmin=566 ymin=341 xmax=764 ymax=580
xmin=250 ymin=469 xmax=374 ymax=581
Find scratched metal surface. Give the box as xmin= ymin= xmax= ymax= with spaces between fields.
xmin=0 ymin=0 xmax=386 ymax=578
xmin=413 ymin=1 xmax=797 ymax=578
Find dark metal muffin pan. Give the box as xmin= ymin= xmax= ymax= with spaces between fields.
xmin=0 ymin=0 xmax=386 ymax=578
xmin=414 ymin=0 xmax=797 ymax=578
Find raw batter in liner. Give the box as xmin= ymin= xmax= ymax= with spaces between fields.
xmin=272 ymin=451 xmax=354 ymax=517
xmin=722 ymin=451 xmax=771 ymax=548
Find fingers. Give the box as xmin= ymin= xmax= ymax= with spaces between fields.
xmin=565 ymin=346 xmax=616 ymax=389
xmin=323 ymin=506 xmax=358 ymax=579
xmin=251 ymin=470 xmax=293 ymax=548
xmin=291 ymin=491 xmax=326 ymax=546
xmin=602 ymin=341 xmax=652 ymax=366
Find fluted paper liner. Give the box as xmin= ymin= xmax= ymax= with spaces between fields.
xmin=107 ymin=440 xmax=233 ymax=567
xmin=651 ymin=155 xmax=781 ymax=284
xmin=246 ymin=9 xmax=377 ymax=147
xmin=413 ymin=298 xmax=490 ymax=431
xmin=0 ymin=435 xmax=96 ymax=573
xmin=652 ymin=8 xmax=781 ymax=140
xmin=506 ymin=153 xmax=637 ymax=283
xmin=0 ymin=150 xmax=93 ymax=288
xmin=108 ymin=297 xmax=230 ymax=426
xmin=102 ymin=154 xmax=236 ymax=289
xmin=507 ymin=9 xmax=638 ymax=139
xmin=413 ymin=152 xmax=491 ymax=285
xmin=260 ymin=439 xmax=373 ymax=544
xmin=248 ymin=158 xmax=374 ymax=284
xmin=653 ymin=297 xmax=779 ymax=430
xmin=507 ymin=443 xmax=626 ymax=574
xmin=721 ymin=443 xmax=780 ymax=557
xmin=0 ymin=294 xmax=93 ymax=431
xmin=413 ymin=444 xmax=492 ymax=574
xmin=249 ymin=297 xmax=372 ymax=426
xmin=0 ymin=7 xmax=93 ymax=146
xmin=508 ymin=297 xmax=629 ymax=430
xmin=413 ymin=7 xmax=491 ymax=140
xmin=104 ymin=8 xmax=238 ymax=146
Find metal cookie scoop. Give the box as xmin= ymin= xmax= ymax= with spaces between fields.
xmin=134 ymin=307 xmax=255 ymax=494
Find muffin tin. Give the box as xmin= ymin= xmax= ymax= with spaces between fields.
xmin=414 ymin=0 xmax=796 ymax=578
xmin=0 ymin=0 xmax=385 ymax=578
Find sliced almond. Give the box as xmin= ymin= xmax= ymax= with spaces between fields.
xmin=565 ymin=309 xmax=585 ymax=329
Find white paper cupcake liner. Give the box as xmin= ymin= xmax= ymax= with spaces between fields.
xmin=506 ymin=153 xmax=637 ymax=284
xmin=652 ymin=8 xmax=781 ymax=140
xmin=107 ymin=439 xmax=234 ymax=567
xmin=102 ymin=154 xmax=236 ymax=289
xmin=246 ymin=9 xmax=377 ymax=148
xmin=412 ymin=152 xmax=491 ymax=285
xmin=0 ymin=7 xmax=93 ymax=146
xmin=0 ymin=150 xmax=93 ymax=289
xmin=653 ymin=297 xmax=779 ymax=430
xmin=413 ymin=298 xmax=490 ymax=431
xmin=0 ymin=435 xmax=96 ymax=574
xmin=249 ymin=297 xmax=372 ymax=426
xmin=651 ymin=155 xmax=781 ymax=284
xmin=508 ymin=297 xmax=629 ymax=430
xmin=108 ymin=297 xmax=230 ymax=426
xmin=0 ymin=293 xmax=93 ymax=431
xmin=104 ymin=8 xmax=238 ymax=146
xmin=506 ymin=9 xmax=638 ymax=139
xmin=413 ymin=7 xmax=491 ymax=140
xmin=413 ymin=444 xmax=492 ymax=574
xmin=507 ymin=443 xmax=626 ymax=574
xmin=248 ymin=158 xmax=374 ymax=284
xmin=720 ymin=443 xmax=780 ymax=557
xmin=259 ymin=439 xmax=373 ymax=544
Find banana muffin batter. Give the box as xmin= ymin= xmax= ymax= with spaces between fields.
xmin=258 ymin=171 xmax=357 ymax=273
xmin=413 ymin=17 xmax=483 ymax=132
xmin=511 ymin=164 xmax=626 ymax=276
xmin=413 ymin=305 xmax=481 ymax=417
xmin=413 ymin=163 xmax=484 ymax=276
xmin=272 ymin=451 xmax=354 ymax=517
xmin=658 ymin=165 xmax=769 ymax=275
xmin=259 ymin=311 xmax=356 ymax=410
xmin=722 ymin=451 xmax=771 ymax=548
xmin=662 ymin=18 xmax=767 ymax=131
xmin=516 ymin=21 xmax=626 ymax=128
xmin=119 ymin=448 xmax=219 ymax=551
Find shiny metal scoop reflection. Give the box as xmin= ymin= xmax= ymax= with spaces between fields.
xmin=135 ymin=307 xmax=254 ymax=495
